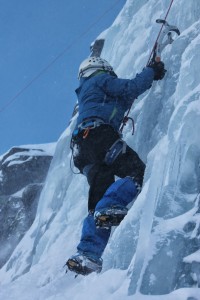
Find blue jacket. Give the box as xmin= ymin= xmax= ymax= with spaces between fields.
xmin=75 ymin=67 xmax=154 ymax=131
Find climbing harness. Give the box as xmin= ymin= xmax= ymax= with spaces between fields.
xmin=74 ymin=118 xmax=105 ymax=136
xmin=70 ymin=118 xmax=107 ymax=174
xmin=120 ymin=0 xmax=180 ymax=135
xmin=71 ymin=117 xmax=106 ymax=145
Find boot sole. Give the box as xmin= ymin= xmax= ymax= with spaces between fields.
xmin=66 ymin=258 xmax=102 ymax=276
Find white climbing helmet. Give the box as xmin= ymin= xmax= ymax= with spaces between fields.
xmin=78 ymin=56 xmax=114 ymax=79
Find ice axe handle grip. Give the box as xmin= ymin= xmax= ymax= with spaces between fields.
xmin=151 ymin=44 xmax=161 ymax=63
xmin=155 ymin=56 xmax=161 ymax=62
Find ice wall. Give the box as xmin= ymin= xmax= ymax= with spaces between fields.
xmin=101 ymin=0 xmax=200 ymax=295
xmin=0 ymin=0 xmax=200 ymax=299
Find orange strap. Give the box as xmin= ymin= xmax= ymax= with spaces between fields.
xmin=83 ymin=127 xmax=90 ymax=139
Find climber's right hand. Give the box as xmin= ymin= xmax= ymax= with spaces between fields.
xmin=148 ymin=60 xmax=166 ymax=81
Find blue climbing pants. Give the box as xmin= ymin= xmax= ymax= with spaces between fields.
xmin=77 ymin=177 xmax=138 ymax=259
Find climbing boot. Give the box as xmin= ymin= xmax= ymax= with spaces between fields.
xmin=94 ymin=206 xmax=128 ymax=228
xmin=66 ymin=252 xmax=102 ymax=276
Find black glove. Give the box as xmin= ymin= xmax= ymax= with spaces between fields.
xmin=148 ymin=60 xmax=166 ymax=81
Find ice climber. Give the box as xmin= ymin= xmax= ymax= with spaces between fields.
xmin=66 ymin=56 xmax=166 ymax=275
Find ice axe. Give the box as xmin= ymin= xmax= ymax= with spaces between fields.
xmin=149 ymin=19 xmax=180 ymax=64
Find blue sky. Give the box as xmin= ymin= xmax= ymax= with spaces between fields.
xmin=0 ymin=0 xmax=125 ymax=155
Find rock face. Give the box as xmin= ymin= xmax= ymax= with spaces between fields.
xmin=0 ymin=147 xmax=53 ymax=195
xmin=0 ymin=145 xmax=55 ymax=268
